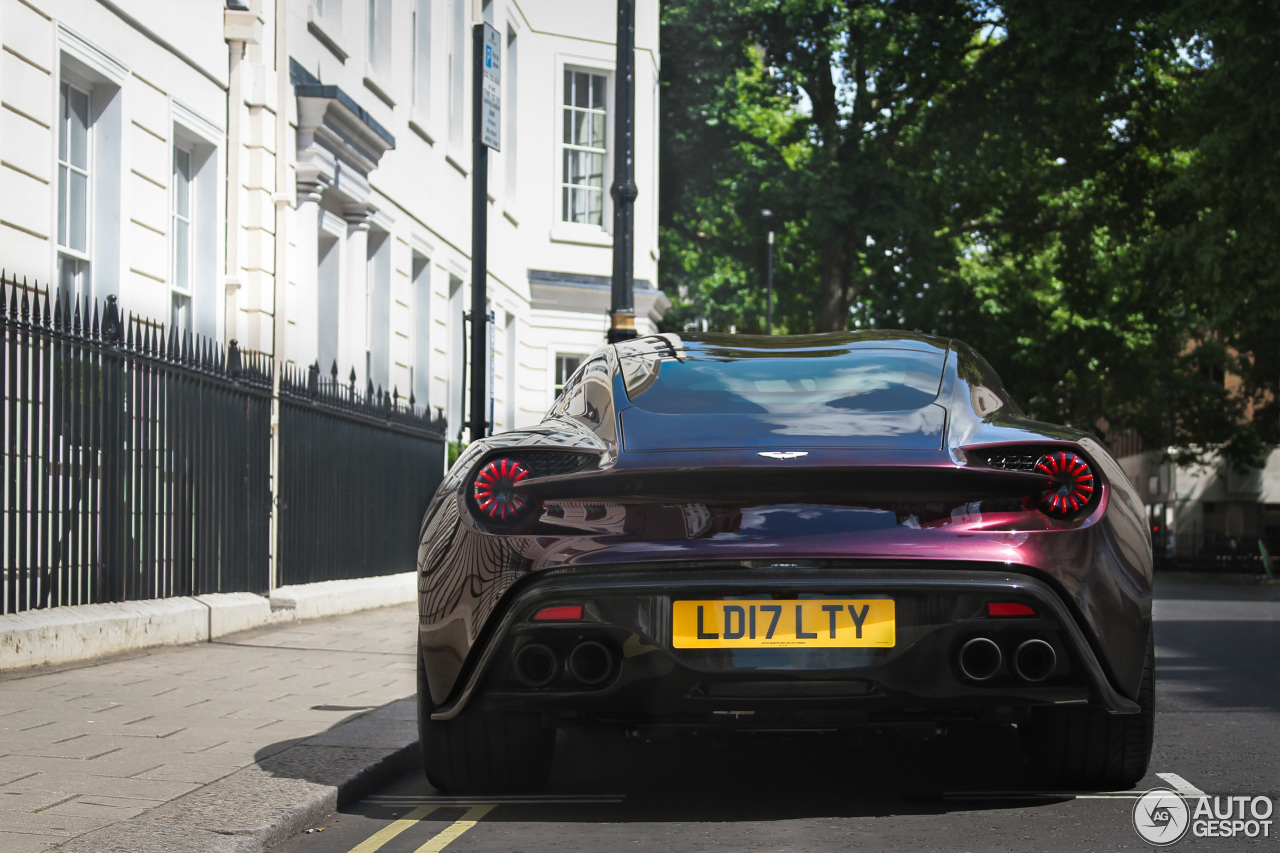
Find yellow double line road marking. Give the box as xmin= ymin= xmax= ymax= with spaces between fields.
xmin=347 ymin=803 xmax=497 ymax=853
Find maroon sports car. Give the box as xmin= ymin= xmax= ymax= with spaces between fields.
xmin=415 ymin=332 xmax=1154 ymax=793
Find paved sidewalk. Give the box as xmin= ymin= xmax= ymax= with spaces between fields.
xmin=0 ymin=602 xmax=419 ymax=852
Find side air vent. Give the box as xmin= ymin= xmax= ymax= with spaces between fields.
xmin=510 ymin=450 xmax=598 ymax=478
xmin=975 ymin=451 xmax=1041 ymax=472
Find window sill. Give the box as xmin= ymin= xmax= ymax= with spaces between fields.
xmin=306 ymin=7 xmax=348 ymax=63
xmin=363 ymin=66 xmax=395 ymax=108
xmin=445 ymin=152 xmax=468 ymax=177
xmin=550 ymin=222 xmax=612 ymax=247
xmin=408 ymin=117 xmax=435 ymax=145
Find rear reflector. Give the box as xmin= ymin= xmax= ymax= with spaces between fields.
xmin=988 ymin=602 xmax=1036 ymax=617
xmin=532 ymin=605 xmax=583 ymax=621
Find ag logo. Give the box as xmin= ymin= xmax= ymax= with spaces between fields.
xmin=1132 ymin=787 xmax=1190 ymax=846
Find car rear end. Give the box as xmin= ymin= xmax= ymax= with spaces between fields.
xmin=416 ymin=333 xmax=1153 ymax=791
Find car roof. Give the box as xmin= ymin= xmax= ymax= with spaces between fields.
xmin=614 ymin=330 xmax=953 ymax=361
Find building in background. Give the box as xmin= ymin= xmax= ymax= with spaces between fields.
xmin=1117 ymin=445 xmax=1280 ymax=567
xmin=0 ymin=0 xmax=669 ymax=439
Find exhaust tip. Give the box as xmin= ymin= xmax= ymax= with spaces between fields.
xmin=513 ymin=643 xmax=560 ymax=688
xmin=1013 ymin=638 xmax=1057 ymax=683
xmin=567 ymin=640 xmax=616 ymax=687
xmin=958 ymin=637 xmax=1002 ymax=682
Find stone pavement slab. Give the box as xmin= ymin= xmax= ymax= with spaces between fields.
xmin=0 ymin=602 xmax=420 ymax=852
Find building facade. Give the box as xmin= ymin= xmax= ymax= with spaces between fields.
xmin=1119 ymin=446 xmax=1280 ymax=562
xmin=0 ymin=0 xmax=668 ymax=439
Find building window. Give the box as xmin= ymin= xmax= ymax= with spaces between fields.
xmin=367 ymin=0 xmax=391 ymax=77
xmin=412 ymin=0 xmax=431 ymax=116
xmin=57 ymin=81 xmax=91 ymax=305
xmin=366 ymin=228 xmax=391 ymax=392
xmin=449 ymin=0 xmax=465 ymax=149
xmin=316 ymin=218 xmax=343 ymax=375
xmin=554 ymin=353 xmax=583 ymax=396
xmin=170 ymin=144 xmax=193 ymax=335
xmin=504 ymin=25 xmax=518 ymax=200
xmin=504 ymin=312 xmax=516 ymax=430
xmin=561 ymin=70 xmax=607 ymax=226
xmin=411 ymin=251 xmax=431 ymax=409
xmin=316 ymin=0 xmax=342 ymax=24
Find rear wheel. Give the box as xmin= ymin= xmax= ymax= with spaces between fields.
xmin=417 ymin=652 xmax=555 ymax=793
xmin=1023 ymin=632 xmax=1154 ymax=790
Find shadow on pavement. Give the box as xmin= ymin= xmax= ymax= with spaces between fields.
xmin=360 ymin=722 xmax=1078 ymax=825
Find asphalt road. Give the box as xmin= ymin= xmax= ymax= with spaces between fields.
xmin=275 ymin=577 xmax=1279 ymax=853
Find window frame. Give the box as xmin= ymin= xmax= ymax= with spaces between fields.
xmin=551 ymin=57 xmax=613 ymax=246
xmin=56 ymin=26 xmax=129 ymax=308
xmin=56 ymin=79 xmax=93 ymax=304
xmin=553 ymin=352 xmax=586 ymax=398
xmin=411 ymin=0 xmax=432 ymax=121
xmin=170 ymin=142 xmax=194 ymax=336
xmin=560 ymin=69 xmax=609 ymax=227
xmin=366 ymin=0 xmax=392 ymax=80
xmin=170 ymin=100 xmax=224 ymax=342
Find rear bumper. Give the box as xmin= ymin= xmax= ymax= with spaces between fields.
xmin=425 ymin=566 xmax=1142 ymax=722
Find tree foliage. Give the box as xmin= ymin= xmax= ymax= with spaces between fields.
xmin=658 ymin=0 xmax=1280 ymax=466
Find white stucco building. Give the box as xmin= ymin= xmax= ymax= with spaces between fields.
xmin=0 ymin=0 xmax=668 ymax=438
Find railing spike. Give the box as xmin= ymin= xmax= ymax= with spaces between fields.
xmin=52 ymin=291 xmax=63 ymax=332
xmin=20 ymin=279 xmax=29 ymax=322
xmin=91 ymin=297 xmax=100 ymax=340
xmin=72 ymin=296 xmax=82 ymax=335
xmin=0 ymin=271 xmax=7 ymax=321
xmin=41 ymin=289 xmax=51 ymax=328
xmin=102 ymin=294 xmax=120 ymax=343
xmin=227 ymin=339 xmax=242 ymax=377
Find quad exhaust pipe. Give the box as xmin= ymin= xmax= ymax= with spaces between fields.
xmin=1012 ymin=638 xmax=1057 ymax=683
xmin=513 ymin=640 xmax=618 ymax=689
xmin=957 ymin=636 xmax=1058 ymax=683
xmin=567 ymin=640 xmax=616 ymax=686
xmin=958 ymin=637 xmax=1002 ymax=682
xmin=513 ymin=643 xmax=560 ymax=688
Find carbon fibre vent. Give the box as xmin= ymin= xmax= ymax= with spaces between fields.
xmin=976 ymin=451 xmax=1041 ymax=472
xmin=508 ymin=450 xmax=598 ymax=478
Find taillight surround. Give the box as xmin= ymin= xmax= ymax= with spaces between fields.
xmin=1034 ymin=451 xmax=1096 ymax=518
xmin=968 ymin=444 xmax=1103 ymax=521
xmin=465 ymin=450 xmax=600 ymax=529
xmin=472 ymin=457 xmax=533 ymax=522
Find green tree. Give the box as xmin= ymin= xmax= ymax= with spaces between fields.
xmin=659 ymin=0 xmax=1280 ymax=466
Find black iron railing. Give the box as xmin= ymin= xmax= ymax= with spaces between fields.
xmin=2 ymin=273 xmax=445 ymax=615
xmin=1155 ymin=531 xmax=1280 ymax=575
xmin=277 ymin=363 xmax=446 ymax=586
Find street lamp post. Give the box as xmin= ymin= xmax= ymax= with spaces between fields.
xmin=762 ymin=208 xmax=774 ymax=334
xmin=608 ymin=0 xmax=638 ymax=344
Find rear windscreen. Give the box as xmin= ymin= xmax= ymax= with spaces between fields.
xmin=621 ymin=348 xmax=947 ymax=415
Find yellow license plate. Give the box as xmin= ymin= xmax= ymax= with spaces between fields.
xmin=672 ymin=599 xmax=895 ymax=649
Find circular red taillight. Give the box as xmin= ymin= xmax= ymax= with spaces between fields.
xmin=1035 ymin=451 xmax=1096 ymax=517
xmin=473 ymin=458 xmax=532 ymax=520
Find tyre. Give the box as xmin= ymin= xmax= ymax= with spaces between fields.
xmin=1023 ymin=632 xmax=1155 ymax=790
xmin=417 ymin=652 xmax=556 ymax=793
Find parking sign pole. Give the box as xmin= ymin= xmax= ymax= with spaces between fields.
xmin=470 ymin=21 xmax=500 ymax=442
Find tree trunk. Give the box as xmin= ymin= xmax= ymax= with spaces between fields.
xmin=816 ymin=238 xmax=852 ymax=332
